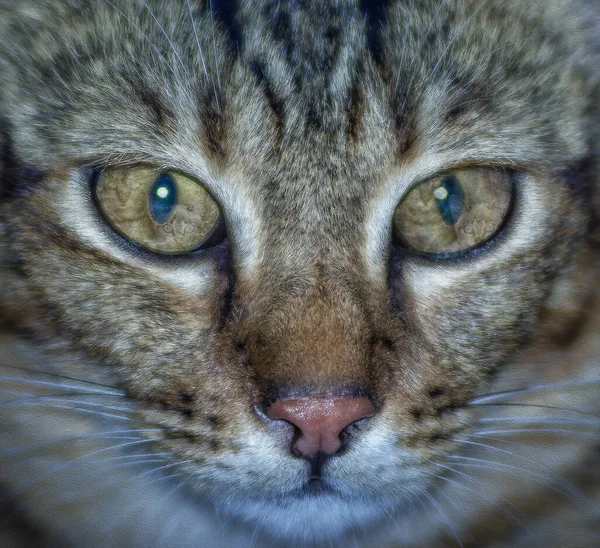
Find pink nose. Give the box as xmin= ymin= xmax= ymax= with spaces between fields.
xmin=266 ymin=396 xmax=376 ymax=457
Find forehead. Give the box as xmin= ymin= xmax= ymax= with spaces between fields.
xmin=2 ymin=0 xmax=589 ymax=193
xmin=218 ymin=0 xmax=586 ymax=216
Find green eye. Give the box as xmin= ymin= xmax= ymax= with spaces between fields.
xmin=95 ymin=166 xmax=221 ymax=255
xmin=393 ymin=168 xmax=513 ymax=255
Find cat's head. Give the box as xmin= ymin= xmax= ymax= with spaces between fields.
xmin=0 ymin=0 xmax=598 ymax=540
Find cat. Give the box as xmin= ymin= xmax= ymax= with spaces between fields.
xmin=0 ymin=0 xmax=599 ymax=546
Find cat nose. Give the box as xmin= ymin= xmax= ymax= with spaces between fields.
xmin=266 ymin=396 xmax=376 ymax=457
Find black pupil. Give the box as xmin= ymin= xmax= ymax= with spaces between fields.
xmin=149 ymin=173 xmax=177 ymax=224
xmin=435 ymin=176 xmax=464 ymax=226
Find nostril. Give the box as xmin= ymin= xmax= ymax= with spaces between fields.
xmin=265 ymin=396 xmax=376 ymax=458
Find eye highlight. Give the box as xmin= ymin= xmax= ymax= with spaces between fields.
xmin=434 ymin=175 xmax=465 ymax=226
xmin=94 ymin=166 xmax=222 ymax=255
xmin=393 ymin=168 xmax=513 ymax=255
xmin=149 ymin=173 xmax=178 ymax=224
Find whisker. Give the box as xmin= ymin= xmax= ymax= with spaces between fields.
xmin=435 ymin=464 xmax=528 ymax=527
xmin=468 ymin=402 xmax=598 ymax=417
xmin=475 ymin=415 xmax=600 ymax=426
xmin=94 ymin=457 xmax=169 ymax=469
xmin=0 ymin=393 xmax=132 ymax=410
xmin=6 ymin=454 xmax=175 ymax=517
xmin=0 ymin=429 xmax=161 ymax=457
xmin=469 ymin=379 xmax=600 ymax=405
xmin=142 ymin=2 xmax=191 ymax=78
xmin=467 ymin=428 xmax=600 ymax=439
xmin=380 ymin=505 xmax=402 ymax=539
xmin=488 ymin=35 xmax=538 ymax=55
xmin=0 ymin=367 xmax=123 ymax=393
xmin=411 ymin=486 xmax=443 ymax=535
xmin=447 ymin=459 xmax=587 ymax=507
xmin=208 ymin=0 xmax=223 ymax=104
xmin=184 ymin=0 xmax=209 ymax=80
xmin=10 ymin=439 xmax=161 ymax=498
xmin=395 ymin=0 xmax=451 ymax=96
xmin=91 ymin=451 xmax=171 ymax=462
xmin=136 ymin=478 xmax=189 ymax=546
xmin=447 ymin=453 xmax=584 ymax=501
xmin=418 ymin=482 xmax=464 ymax=548
xmin=100 ymin=0 xmax=180 ymax=79
xmin=427 ymin=0 xmax=491 ymax=82
xmin=143 ymin=470 xmax=191 ymax=489
xmin=0 ymin=401 xmax=134 ymax=422
xmin=134 ymin=459 xmax=194 ymax=480
xmin=431 ymin=481 xmax=478 ymax=546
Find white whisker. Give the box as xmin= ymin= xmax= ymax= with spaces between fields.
xmin=0 ymin=369 xmax=123 ymax=393
xmin=396 ymin=0 xmax=451 ymax=103
xmin=435 ymin=464 xmax=527 ymax=527
xmin=10 ymin=438 xmax=161 ymax=499
xmin=468 ymin=428 xmax=600 ymax=439
xmin=0 ymin=394 xmax=133 ymax=410
xmin=184 ymin=0 xmax=209 ymax=80
xmin=427 ymin=0 xmax=491 ymax=83
xmin=475 ymin=415 xmax=600 ymax=426
xmin=208 ymin=0 xmax=223 ymax=103
xmin=101 ymin=0 xmax=180 ymax=79
xmin=468 ymin=401 xmax=598 ymax=416
xmin=142 ymin=2 xmax=190 ymax=78
xmin=0 ymin=429 xmax=161 ymax=457
xmin=447 ymin=453 xmax=584 ymax=501
xmin=469 ymin=379 xmax=600 ymax=405
xmin=419 ymin=482 xmax=464 ymax=548
xmin=2 ymin=401 xmax=133 ymax=422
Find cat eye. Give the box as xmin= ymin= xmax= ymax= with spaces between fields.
xmin=393 ymin=168 xmax=513 ymax=255
xmin=94 ymin=166 xmax=222 ymax=254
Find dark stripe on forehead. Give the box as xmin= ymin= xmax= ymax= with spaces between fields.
xmin=198 ymin=85 xmax=228 ymax=165
xmin=360 ymin=0 xmax=390 ymax=65
xmin=443 ymin=80 xmax=494 ymax=124
xmin=272 ymin=5 xmax=294 ymax=66
xmin=391 ymin=92 xmax=419 ymax=160
xmin=258 ymin=1 xmax=360 ymax=86
xmin=126 ymin=72 xmax=175 ymax=130
xmin=346 ymin=73 xmax=365 ymax=149
xmin=205 ymin=0 xmax=241 ymax=52
xmin=238 ymin=0 xmax=370 ymax=138
xmin=250 ymin=61 xmax=285 ymax=151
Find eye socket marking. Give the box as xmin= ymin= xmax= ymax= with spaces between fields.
xmin=393 ymin=168 xmax=513 ymax=255
xmin=94 ymin=166 xmax=223 ymax=255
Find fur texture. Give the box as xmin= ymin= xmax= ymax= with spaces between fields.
xmin=0 ymin=0 xmax=598 ymax=546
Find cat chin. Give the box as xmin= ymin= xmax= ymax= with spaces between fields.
xmin=214 ymin=490 xmax=404 ymax=542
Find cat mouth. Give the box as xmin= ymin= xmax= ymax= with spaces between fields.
xmin=294 ymin=452 xmax=341 ymax=497
xmin=289 ymin=469 xmax=338 ymax=498
xmin=303 ymin=476 xmax=335 ymax=496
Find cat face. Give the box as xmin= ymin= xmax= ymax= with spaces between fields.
xmin=0 ymin=0 xmax=598 ymax=541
